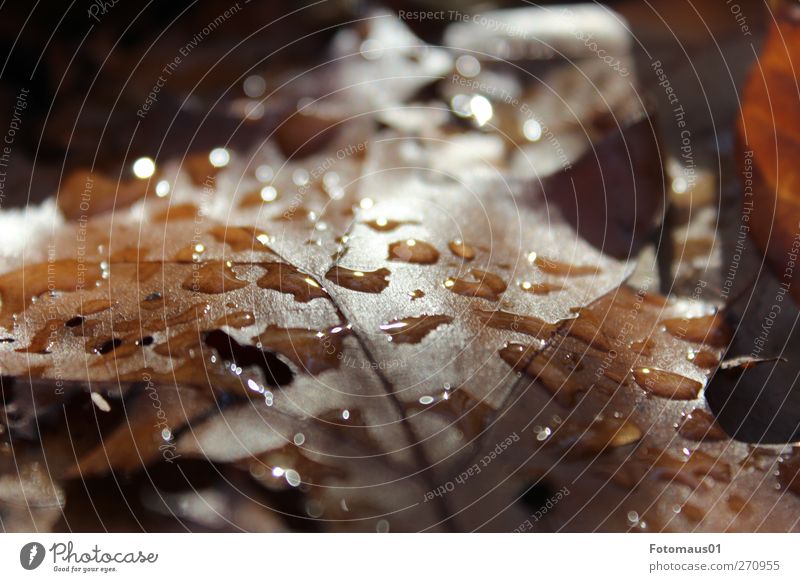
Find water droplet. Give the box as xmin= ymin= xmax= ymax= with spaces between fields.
xmin=660 ymin=313 xmax=729 ymax=346
xmin=408 ymin=289 xmax=425 ymax=300
xmin=214 ymin=311 xmax=256 ymax=329
xmin=523 ymin=119 xmax=543 ymax=141
xmin=380 ymin=315 xmax=452 ymax=344
xmin=132 ymin=157 xmax=156 ymax=179
xmin=325 ymin=266 xmax=390 ymax=293
xmin=175 ymin=243 xmax=206 ymax=263
xmin=243 ymin=74 xmax=266 ymax=98
xmin=292 ymin=168 xmax=310 ymax=186
xmin=672 ymin=176 xmax=689 ymax=194
xmin=243 ymin=101 xmax=264 ymax=120
xmin=90 ymin=392 xmax=111 ymax=413
xmin=258 ymin=262 xmax=328 ymax=302
xmin=520 ymin=281 xmax=564 ymax=295
xmin=93 ymin=337 xmax=122 ymax=355
xmin=468 ymin=95 xmax=492 ymax=127
xmin=451 ymin=94 xmax=472 ymax=117
xmin=629 ymin=338 xmax=656 ymax=357
xmin=632 ymin=367 xmax=703 ymax=400
xmin=776 ymin=450 xmax=800 ymax=495
xmin=554 ymin=416 xmax=642 ymax=455
xmin=327 ymin=186 xmax=345 ymax=200
xmin=155 ymin=179 xmax=171 ymax=197
xmin=209 ymin=225 xmax=272 ymax=252
xmin=364 ymin=218 xmax=414 ymax=232
xmin=260 ymin=185 xmax=278 ymax=202
xmin=444 ymin=269 xmax=507 ymax=301
xmin=182 ymin=261 xmax=248 ymax=294
xmin=285 ymin=469 xmax=301 ymax=487
xmin=687 ymin=348 xmax=720 ymax=369
xmin=154 ymin=203 xmax=200 ymax=222
xmin=388 ymin=239 xmax=439 ymax=264
xmin=533 ymin=255 xmax=599 ymax=277
xmin=455 ymin=54 xmax=481 ymax=78
xmin=255 ymin=164 xmax=274 ymax=182
xmin=448 ymin=239 xmax=476 ymax=261
xmin=208 ymin=148 xmax=230 ymax=168
xmin=419 ymin=395 xmax=435 ymax=405
xmin=475 ymin=309 xmax=555 ymax=338
xmin=322 ymin=171 xmax=340 ymax=191
xmin=678 ymin=408 xmax=728 ymax=441
xmin=246 ymin=378 xmax=265 ymax=395
xmin=293 ymin=433 xmax=306 ymax=446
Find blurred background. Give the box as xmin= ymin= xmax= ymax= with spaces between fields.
xmin=0 ymin=0 xmax=767 ymax=208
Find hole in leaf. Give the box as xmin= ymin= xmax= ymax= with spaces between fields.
xmin=94 ymin=338 xmax=122 ymax=355
xmin=706 ymin=360 xmax=800 ymax=444
xmin=203 ymin=330 xmax=294 ymax=387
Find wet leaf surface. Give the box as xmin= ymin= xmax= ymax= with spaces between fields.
xmin=0 ymin=5 xmax=798 ymax=533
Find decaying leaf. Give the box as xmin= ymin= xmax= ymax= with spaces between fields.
xmin=1 ymin=6 xmax=798 ymax=533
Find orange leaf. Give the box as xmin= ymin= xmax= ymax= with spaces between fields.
xmin=739 ymin=1 xmax=800 ymax=301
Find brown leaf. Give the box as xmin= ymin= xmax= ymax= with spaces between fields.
xmin=739 ymin=1 xmax=800 ymax=301
xmin=1 ymin=7 xmax=797 ymax=534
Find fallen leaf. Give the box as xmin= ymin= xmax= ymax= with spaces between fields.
xmin=1 ymin=7 xmax=797 ymax=534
